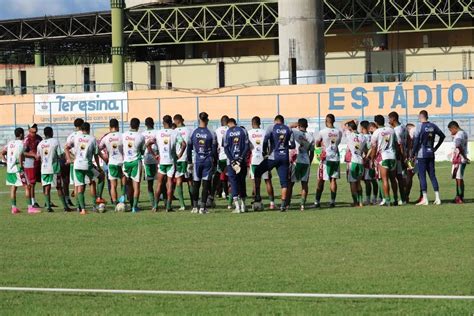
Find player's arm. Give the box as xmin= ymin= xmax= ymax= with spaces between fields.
xmin=263 ymin=127 xmax=272 ymax=154
xmin=211 ymin=132 xmax=218 ymax=163
xmin=241 ymin=131 xmax=250 ymax=162
xmin=455 ymin=136 xmax=469 ymax=162
xmin=176 ymin=134 xmax=186 ymax=160
xmin=186 ymin=132 xmax=194 ymax=163
xmin=434 ymin=126 xmax=445 ymax=152
xmin=411 ymin=124 xmax=422 ymax=158
xmin=309 ymin=141 xmax=315 ymax=164
xmin=1 ymin=145 xmax=7 ymax=162
xmin=370 ymin=133 xmax=378 ymax=160
xmin=288 ymin=129 xmax=296 ymax=150
xmin=64 ymin=141 xmax=74 ymax=164
xmin=93 ymin=143 xmax=102 ymax=173
xmin=97 ymin=139 xmax=109 ymax=164
xmin=223 ymin=131 xmax=233 ymax=162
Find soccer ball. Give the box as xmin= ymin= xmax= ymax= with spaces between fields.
xmin=98 ymin=203 xmax=106 ymax=213
xmin=115 ymin=203 xmax=126 ymax=212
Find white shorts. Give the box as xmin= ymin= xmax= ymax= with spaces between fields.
xmin=317 ymin=160 xmax=340 ymax=181
xmin=452 ymin=163 xmax=466 ymax=180
xmin=249 ymin=165 xmax=270 ymax=180
xmin=290 ymin=163 xmax=311 ymax=182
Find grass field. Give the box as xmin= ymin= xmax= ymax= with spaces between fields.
xmin=0 ymin=162 xmax=473 ymax=315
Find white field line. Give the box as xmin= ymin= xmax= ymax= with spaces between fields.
xmin=0 ymin=287 xmax=473 ymax=300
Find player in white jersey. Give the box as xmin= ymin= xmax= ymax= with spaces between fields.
xmin=405 ymin=123 xmax=421 ymax=203
xmin=448 ymin=121 xmax=470 ymax=204
xmin=314 ymin=114 xmax=342 ymax=208
xmin=147 ymin=115 xmax=186 ymax=212
xmin=65 ymin=122 xmax=101 ymax=215
xmin=370 ymin=115 xmax=399 ymax=207
xmin=287 ymin=118 xmax=315 ymax=211
xmin=142 ymin=117 xmax=158 ymax=208
xmin=173 ymin=114 xmax=193 ymax=210
xmin=122 ymin=118 xmax=145 ymax=213
xmin=99 ymin=119 xmax=125 ymax=206
xmin=210 ymin=115 xmax=229 ymax=208
xmin=389 ymin=111 xmax=408 ymax=205
xmin=248 ymin=116 xmax=275 ymax=210
xmin=2 ymin=127 xmax=40 ymax=214
xmin=343 ymin=120 xmax=368 ymax=207
xmin=360 ymin=121 xmax=379 ymax=205
xmin=64 ymin=118 xmax=85 ymax=208
xmin=37 ymin=127 xmax=70 ymax=212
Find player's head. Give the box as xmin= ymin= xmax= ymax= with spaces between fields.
xmin=28 ymin=123 xmax=38 ymax=135
xmin=374 ymin=115 xmax=385 ymax=127
xmin=388 ymin=111 xmax=399 ymax=126
xmin=163 ymin=115 xmax=172 ymax=128
xmin=298 ymin=118 xmax=308 ymax=131
xmin=220 ymin=115 xmax=229 ymax=126
xmin=251 ymin=116 xmax=261 ymax=128
xmin=448 ymin=121 xmax=460 ymax=135
xmin=14 ymin=127 xmax=24 ymax=140
xmin=227 ymin=118 xmax=237 ymax=128
xmin=346 ymin=120 xmax=357 ymax=132
xmin=130 ymin=118 xmax=140 ymax=130
xmin=325 ymin=114 xmax=335 ymax=127
xmin=171 ymin=123 xmax=177 ymax=129
xmin=274 ymin=115 xmax=284 ymax=124
xmin=360 ymin=120 xmax=369 ymax=133
xmin=109 ymin=118 xmax=119 ymax=131
xmin=173 ymin=114 xmax=184 ymax=127
xmin=418 ymin=110 xmax=428 ymax=122
xmin=368 ymin=122 xmax=378 ymax=134
xmin=199 ymin=112 xmax=209 ymax=126
xmin=74 ymin=118 xmax=85 ymax=130
xmin=81 ymin=122 xmax=91 ymax=134
xmin=44 ymin=126 xmax=53 ymax=138
xmin=145 ymin=117 xmax=154 ymax=129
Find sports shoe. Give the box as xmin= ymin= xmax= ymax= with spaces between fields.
xmin=222 ymin=192 xmax=227 ymax=199
xmin=64 ymin=207 xmax=73 ymax=213
xmin=329 ymin=202 xmax=335 ymax=208
xmin=166 ymin=208 xmax=175 ymax=213
xmin=314 ymin=202 xmax=321 ymax=209
xmin=178 ymin=206 xmax=186 ymax=211
xmin=11 ymin=207 xmax=20 ymax=214
xmin=118 ymin=195 xmax=126 ymax=204
xmin=252 ymin=201 xmax=263 ymax=211
xmin=152 ymin=207 xmax=158 ymax=213
xmin=269 ymin=202 xmax=275 ymax=210
xmin=46 ymin=208 xmax=54 ymax=213
xmin=416 ymin=199 xmax=429 ymax=206
xmin=191 ymin=207 xmax=199 ymax=214
xmin=67 ymin=199 xmax=75 ymax=207
xmin=454 ymin=196 xmax=464 ymax=204
xmin=300 ymin=205 xmax=305 ymax=211
xmin=415 ymin=196 xmax=424 ymax=204
xmin=199 ymin=208 xmax=208 ymax=214
xmin=227 ymin=205 xmax=232 ymax=210
xmin=280 ymin=205 xmax=286 ymax=212
xmin=433 ymin=199 xmax=441 ymax=205
xmin=96 ymin=197 xmax=106 ymax=204
xmin=131 ymin=208 xmax=138 ymax=213
xmin=240 ymin=199 xmax=246 ymax=213
xmin=33 ymin=202 xmax=40 ymax=208
xmin=233 ymin=199 xmax=241 ymax=213
xmin=28 ymin=206 xmax=41 ymax=214
xmin=80 ymin=210 xmax=87 ymax=215
xmin=380 ymin=200 xmax=392 ymax=207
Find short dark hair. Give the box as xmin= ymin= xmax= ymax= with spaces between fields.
xmin=360 ymin=120 xmax=369 ymax=129
xmin=326 ymin=114 xmax=335 ymax=124
xmin=221 ymin=115 xmax=229 ymax=125
xmin=199 ymin=112 xmax=209 ymax=122
xmin=109 ymin=118 xmax=119 ymax=129
xmin=145 ymin=117 xmax=154 ymax=129
xmin=252 ymin=116 xmax=261 ymax=126
xmin=419 ymin=110 xmax=428 ymax=119
xmin=173 ymin=114 xmax=184 ymax=122
xmin=274 ymin=115 xmax=284 ymax=123
xmin=44 ymin=126 xmax=53 ymax=138
xmin=130 ymin=118 xmax=140 ymax=130
xmin=388 ymin=111 xmax=399 ymax=121
xmin=81 ymin=122 xmax=91 ymax=133
xmin=346 ymin=120 xmax=357 ymax=131
xmin=369 ymin=122 xmax=378 ymax=129
xmin=74 ymin=118 xmax=84 ymax=128
xmin=14 ymin=127 xmax=24 ymax=138
xmin=448 ymin=121 xmax=460 ymax=129
xmin=228 ymin=118 xmax=237 ymax=125
xmin=298 ymin=118 xmax=308 ymax=129
xmin=374 ymin=115 xmax=385 ymax=126
xmin=406 ymin=123 xmax=415 ymax=128
xmin=163 ymin=115 xmax=172 ymax=126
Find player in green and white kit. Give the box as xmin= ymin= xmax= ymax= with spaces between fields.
xmin=147 ymin=115 xmax=186 ymax=212
xmin=65 ymin=122 xmax=102 ymax=215
xmin=37 ymin=127 xmax=70 ymax=212
xmin=210 ymin=115 xmax=229 ymax=207
xmin=173 ymin=114 xmax=193 ymax=210
xmin=99 ymin=118 xmax=125 ymax=206
xmin=142 ymin=117 xmax=158 ymax=208
xmin=122 ymin=118 xmax=145 ymax=212
xmin=65 ymin=118 xmax=84 ymax=208
xmin=2 ymin=127 xmax=39 ymax=214
xmin=288 ymin=118 xmax=315 ymax=210
xmin=343 ymin=120 xmax=368 ymax=207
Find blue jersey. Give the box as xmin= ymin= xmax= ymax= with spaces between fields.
xmin=224 ymin=126 xmax=249 ymax=163
xmin=413 ymin=122 xmax=445 ymax=159
xmin=263 ymin=124 xmax=295 ymax=161
xmin=188 ymin=127 xmax=217 ymax=164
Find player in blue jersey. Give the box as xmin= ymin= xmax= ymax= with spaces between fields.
xmin=224 ymin=118 xmax=249 ymax=213
xmin=253 ymin=115 xmax=295 ymax=212
xmin=411 ymin=110 xmax=445 ymax=206
xmin=187 ymin=112 xmax=217 ymax=214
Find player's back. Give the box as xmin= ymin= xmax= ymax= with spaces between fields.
xmin=73 ymin=134 xmax=97 ymax=170
xmin=122 ymin=130 xmax=144 ymax=162
xmin=6 ymin=140 xmax=24 ymax=173
xmin=101 ymin=132 xmax=123 ymax=165
xmin=293 ymin=129 xmax=314 ymax=164
xmin=215 ymin=126 xmax=229 ymax=161
xmin=373 ymin=126 xmax=396 ymax=160
xmin=191 ymin=127 xmax=216 ymax=163
xmin=318 ymin=127 xmax=342 ymax=162
xmin=267 ymin=123 xmax=292 ymax=160
xmin=38 ymin=138 xmax=61 ymax=174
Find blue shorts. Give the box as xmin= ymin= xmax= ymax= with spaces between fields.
xmin=193 ymin=160 xmax=214 ymax=182
xmin=255 ymin=158 xmax=290 ymax=188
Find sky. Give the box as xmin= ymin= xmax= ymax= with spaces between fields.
xmin=0 ymin=0 xmax=109 ymax=20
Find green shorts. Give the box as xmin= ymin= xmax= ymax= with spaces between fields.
xmin=318 ymin=160 xmax=340 ymax=180
xmin=123 ymin=160 xmax=142 ymax=183
xmin=175 ymin=161 xmax=188 ymax=178
xmin=217 ymin=159 xmax=227 ymax=173
xmin=381 ymin=159 xmax=396 ymax=171
xmin=41 ymin=174 xmax=61 ymax=187
xmin=291 ymin=163 xmax=310 ymax=182
xmin=144 ymin=164 xmax=157 ymax=180
xmin=348 ymin=162 xmax=364 ymax=183
xmin=74 ymin=168 xmax=95 ymax=186
xmin=159 ymin=164 xmax=175 ymax=177
xmin=6 ymin=171 xmax=28 ymax=187
xmin=108 ymin=164 xmax=123 ymax=180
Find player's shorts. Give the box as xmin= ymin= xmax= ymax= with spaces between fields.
xmin=175 ymin=161 xmax=189 ymax=178
xmin=250 ymin=164 xmax=270 ymax=180
xmin=318 ymin=160 xmax=340 ymax=181
xmin=108 ymin=164 xmax=123 ymax=181
xmin=347 ymin=162 xmax=364 ymax=183
xmin=380 ymin=159 xmax=396 ymax=171
xmin=159 ymin=164 xmax=175 ymax=177
xmin=217 ymin=159 xmax=227 ymax=173
xmin=452 ymin=163 xmax=466 ymax=180
xmin=396 ymin=160 xmax=407 ymax=177
xmin=193 ymin=161 xmax=214 ymax=182
xmin=123 ymin=160 xmax=142 ymax=183
xmin=41 ymin=173 xmax=62 ymax=187
xmin=254 ymin=158 xmax=289 ymax=188
xmin=74 ymin=168 xmax=96 ymax=186
xmin=143 ymin=163 xmax=157 ymax=180
xmin=290 ymin=162 xmax=311 ymax=182
xmin=364 ymin=168 xmax=376 ymax=180
xmin=6 ymin=171 xmax=28 ymax=187
xmin=24 ymin=167 xmax=40 ymax=185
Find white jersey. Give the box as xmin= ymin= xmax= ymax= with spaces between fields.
xmin=394 ymin=124 xmax=407 ymax=157
xmin=66 ymin=131 xmax=81 ymax=157
xmin=154 ymin=128 xmax=182 ymax=165
xmin=175 ymin=126 xmax=192 ymax=162
xmin=5 ymin=140 xmax=24 ymax=173
xmin=142 ymin=129 xmax=158 ymax=165
xmin=99 ymin=132 xmax=123 ymax=166
xmin=38 ymin=138 xmax=62 ymax=174
xmin=371 ymin=126 xmax=397 ymax=161
xmin=344 ymin=131 xmax=367 ymax=164
xmin=452 ymin=130 xmax=469 ymax=164
xmin=293 ymin=128 xmax=315 ymax=165
xmin=67 ymin=133 xmax=97 ymax=170
xmin=122 ymin=131 xmax=145 ymax=163
xmin=248 ymin=128 xmax=265 ymax=165
xmin=215 ymin=126 xmax=229 ymax=161
xmin=315 ymin=128 xmax=342 ymax=162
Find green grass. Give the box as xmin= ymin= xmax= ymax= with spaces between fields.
xmin=0 ymin=163 xmax=473 ymax=315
